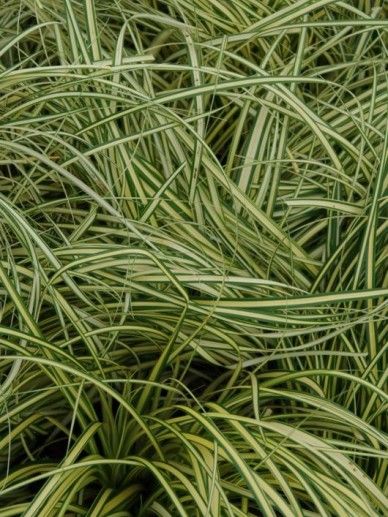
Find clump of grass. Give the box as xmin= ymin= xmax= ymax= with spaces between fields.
xmin=0 ymin=1 xmax=387 ymax=515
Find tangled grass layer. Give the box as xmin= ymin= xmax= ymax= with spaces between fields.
xmin=0 ymin=1 xmax=387 ymax=515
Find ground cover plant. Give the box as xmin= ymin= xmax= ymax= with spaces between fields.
xmin=0 ymin=0 xmax=387 ymax=515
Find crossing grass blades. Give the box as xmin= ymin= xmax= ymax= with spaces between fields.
xmin=0 ymin=1 xmax=387 ymax=515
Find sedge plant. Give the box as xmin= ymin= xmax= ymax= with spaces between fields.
xmin=0 ymin=0 xmax=387 ymax=515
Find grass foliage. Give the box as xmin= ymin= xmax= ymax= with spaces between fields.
xmin=0 ymin=0 xmax=387 ymax=515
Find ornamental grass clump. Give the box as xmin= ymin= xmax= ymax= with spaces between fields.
xmin=0 ymin=1 xmax=387 ymax=515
